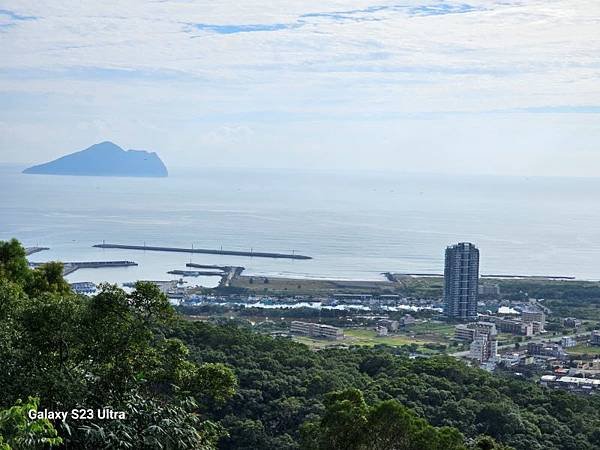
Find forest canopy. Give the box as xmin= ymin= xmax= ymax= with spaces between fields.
xmin=1 ymin=239 xmax=599 ymax=449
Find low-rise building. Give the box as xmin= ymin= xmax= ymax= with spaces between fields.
xmin=478 ymin=314 xmax=538 ymax=336
xmin=563 ymin=317 xmax=583 ymax=328
xmin=591 ymin=330 xmax=600 ymax=346
xmin=455 ymin=321 xmax=497 ymax=343
xmin=478 ymin=284 xmax=500 ymax=296
xmin=527 ymin=342 xmax=566 ymax=359
xmin=377 ymin=319 xmax=400 ymax=332
xmin=540 ymin=375 xmax=600 ymax=394
xmin=454 ymin=325 xmax=476 ymax=342
xmin=561 ymin=336 xmax=577 ymax=348
xmin=376 ymin=326 xmax=388 ymax=337
xmin=521 ymin=308 xmax=546 ymax=331
xmin=400 ymin=314 xmax=416 ymax=327
xmin=290 ymin=321 xmax=344 ymax=340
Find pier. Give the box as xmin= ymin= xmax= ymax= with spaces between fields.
xmin=94 ymin=243 xmax=312 ymax=260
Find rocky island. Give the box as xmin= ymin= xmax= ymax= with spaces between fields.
xmin=23 ymin=141 xmax=168 ymax=177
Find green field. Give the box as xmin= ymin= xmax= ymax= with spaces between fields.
xmin=292 ymin=328 xmax=435 ymax=350
xmin=565 ymin=344 xmax=600 ymax=355
xmin=404 ymin=321 xmax=455 ymax=338
xmin=344 ymin=328 xmax=434 ymax=346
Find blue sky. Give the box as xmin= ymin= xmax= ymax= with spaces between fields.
xmin=0 ymin=0 xmax=599 ymax=175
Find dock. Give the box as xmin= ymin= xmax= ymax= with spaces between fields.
xmin=94 ymin=243 xmax=312 ymax=260
xmin=184 ymin=263 xmax=245 ymax=287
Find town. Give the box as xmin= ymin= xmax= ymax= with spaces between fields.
xmin=66 ymin=241 xmax=600 ymax=397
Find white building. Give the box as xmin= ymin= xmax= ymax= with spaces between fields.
xmin=290 ymin=321 xmax=344 ymax=340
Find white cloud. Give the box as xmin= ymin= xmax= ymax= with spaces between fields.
xmin=0 ymin=0 xmax=599 ymax=174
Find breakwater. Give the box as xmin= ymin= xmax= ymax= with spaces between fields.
xmin=94 ymin=243 xmax=312 ymax=260
xmin=30 ymin=260 xmax=138 ymax=275
xmin=25 ymin=246 xmax=49 ymax=256
xmin=168 ymin=270 xmax=224 ymax=277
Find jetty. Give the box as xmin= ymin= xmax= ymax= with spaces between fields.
xmin=94 ymin=243 xmax=312 ymax=260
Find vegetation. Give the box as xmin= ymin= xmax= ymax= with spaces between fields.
xmin=0 ymin=397 xmax=62 ymax=449
xmin=171 ymin=320 xmax=600 ymax=450
xmin=0 ymin=239 xmax=236 ymax=449
xmin=2 ymin=239 xmax=600 ymax=449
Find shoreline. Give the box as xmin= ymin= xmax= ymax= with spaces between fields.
xmin=18 ymin=242 xmax=597 ymax=284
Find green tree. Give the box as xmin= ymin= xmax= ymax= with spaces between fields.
xmin=304 ymin=388 xmax=466 ymax=450
xmin=0 ymin=240 xmax=29 ymax=285
xmin=0 ymin=397 xmax=62 ymax=449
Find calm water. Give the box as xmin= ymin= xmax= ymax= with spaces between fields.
xmin=2 ymin=164 xmax=600 ymax=285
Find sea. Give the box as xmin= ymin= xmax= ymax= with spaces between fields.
xmin=2 ymin=164 xmax=600 ymax=287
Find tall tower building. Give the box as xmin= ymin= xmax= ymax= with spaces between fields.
xmin=444 ymin=242 xmax=479 ymax=321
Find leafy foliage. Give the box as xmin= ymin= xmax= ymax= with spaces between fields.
xmin=0 ymin=397 xmax=62 ymax=449
xmin=0 ymin=240 xmax=236 ymax=449
xmin=2 ymin=239 xmax=599 ymax=449
xmin=173 ymin=321 xmax=600 ymax=450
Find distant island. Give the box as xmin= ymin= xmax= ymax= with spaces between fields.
xmin=22 ymin=141 xmax=168 ymax=177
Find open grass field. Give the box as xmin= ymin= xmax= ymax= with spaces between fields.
xmin=231 ymin=275 xmax=396 ymax=296
xmin=566 ymin=344 xmax=600 ymax=356
xmin=404 ymin=321 xmax=455 ymax=340
xmin=344 ymin=328 xmax=434 ymax=347
xmin=292 ymin=328 xmax=436 ymax=350
xmin=292 ymin=336 xmax=349 ymax=349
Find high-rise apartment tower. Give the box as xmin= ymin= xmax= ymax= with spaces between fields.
xmin=444 ymin=242 xmax=479 ymax=320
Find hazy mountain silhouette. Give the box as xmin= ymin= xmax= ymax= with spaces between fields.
xmin=23 ymin=141 xmax=168 ymax=177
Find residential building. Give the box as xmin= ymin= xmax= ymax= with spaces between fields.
xmin=376 ymin=326 xmax=388 ymax=337
xmin=563 ymin=317 xmax=582 ymax=328
xmin=561 ymin=336 xmax=577 ymax=348
xmin=377 ymin=319 xmax=400 ymax=332
xmin=521 ymin=308 xmax=546 ymax=331
xmin=454 ymin=321 xmax=496 ymax=343
xmin=469 ymin=333 xmax=498 ymax=363
xmin=540 ymin=375 xmax=600 ymax=394
xmin=290 ymin=321 xmax=344 ymax=340
xmin=478 ymin=284 xmax=500 ymax=296
xmin=444 ymin=242 xmax=479 ymax=321
xmin=454 ymin=324 xmax=476 ymax=342
xmin=400 ymin=314 xmax=416 ymax=326
xmin=591 ymin=331 xmax=600 ymax=346
xmin=527 ymin=342 xmax=566 ymax=359
xmin=478 ymin=315 xmax=536 ymax=336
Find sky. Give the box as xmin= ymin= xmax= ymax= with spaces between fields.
xmin=0 ymin=0 xmax=599 ymax=175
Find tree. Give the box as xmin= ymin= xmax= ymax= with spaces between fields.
xmin=304 ymin=388 xmax=466 ymax=450
xmin=0 ymin=241 xmax=238 ymax=449
xmin=0 ymin=397 xmax=62 ymax=449
xmin=0 ymin=240 xmax=29 ymax=285
xmin=26 ymin=262 xmax=70 ymax=297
